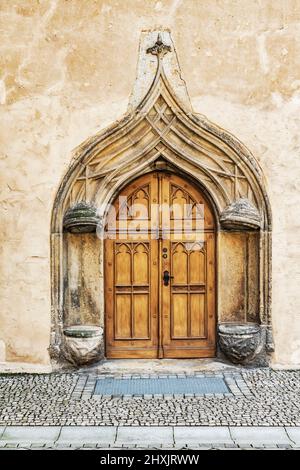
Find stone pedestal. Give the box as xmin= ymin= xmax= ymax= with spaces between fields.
xmin=63 ymin=325 xmax=104 ymax=366
xmin=218 ymin=323 xmax=264 ymax=365
xmin=63 ymin=202 xmax=100 ymax=233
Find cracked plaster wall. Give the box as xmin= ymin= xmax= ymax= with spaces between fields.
xmin=0 ymin=0 xmax=300 ymax=367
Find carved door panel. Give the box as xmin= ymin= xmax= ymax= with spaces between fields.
xmin=159 ymin=174 xmax=216 ymax=358
xmin=105 ymin=172 xmax=216 ymax=358
xmin=105 ymin=174 xmax=159 ymax=358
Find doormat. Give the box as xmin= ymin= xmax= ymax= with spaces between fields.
xmin=93 ymin=376 xmax=230 ymax=397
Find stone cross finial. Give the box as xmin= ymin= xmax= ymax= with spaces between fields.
xmin=146 ymin=33 xmax=171 ymax=57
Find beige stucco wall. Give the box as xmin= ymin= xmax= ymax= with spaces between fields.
xmin=0 ymin=0 xmax=299 ymax=368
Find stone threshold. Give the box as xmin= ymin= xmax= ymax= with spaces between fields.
xmin=0 ymin=426 xmax=299 ymax=449
xmin=0 ymin=362 xmax=52 ymax=374
xmin=78 ymin=358 xmax=240 ymax=375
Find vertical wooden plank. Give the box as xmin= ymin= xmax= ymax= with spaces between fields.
xmin=160 ymin=174 xmax=171 ymax=356
xmin=150 ymin=237 xmax=159 ymax=352
xmin=116 ymin=294 xmax=132 ymax=338
xmin=150 ymin=174 xmax=159 ymax=355
xmin=190 ymin=293 xmax=205 ymax=337
xmin=206 ymin=233 xmax=216 ymax=346
xmin=172 ymin=293 xmax=188 ymax=337
xmin=133 ymin=294 xmax=149 ymax=338
xmin=105 ymin=239 xmax=114 ymax=354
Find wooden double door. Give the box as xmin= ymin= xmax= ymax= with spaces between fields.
xmin=105 ymin=172 xmax=216 ymax=358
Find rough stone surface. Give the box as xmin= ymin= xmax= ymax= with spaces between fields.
xmin=0 ymin=1 xmax=300 ymax=367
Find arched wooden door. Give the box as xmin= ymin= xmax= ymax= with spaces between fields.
xmin=105 ymin=172 xmax=216 ymax=358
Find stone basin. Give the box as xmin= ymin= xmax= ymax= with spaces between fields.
xmin=63 ymin=325 xmax=102 ymax=338
xmin=218 ymin=322 xmax=262 ymax=364
xmin=63 ymin=325 xmax=104 ymax=365
xmin=218 ymin=323 xmax=260 ymax=336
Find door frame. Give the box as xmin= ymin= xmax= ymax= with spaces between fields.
xmin=103 ymin=168 xmax=218 ymax=359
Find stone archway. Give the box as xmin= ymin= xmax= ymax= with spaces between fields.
xmin=50 ymin=31 xmax=272 ymax=368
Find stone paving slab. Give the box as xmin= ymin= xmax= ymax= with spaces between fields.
xmin=174 ymin=426 xmax=232 ymax=445
xmin=285 ymin=427 xmax=300 ymax=446
xmin=116 ymin=426 xmax=174 ymax=446
xmin=1 ymin=426 xmax=61 ymax=443
xmin=58 ymin=426 xmax=117 ymax=444
xmin=229 ymin=426 xmax=291 ymax=445
xmin=0 ymin=426 xmax=299 ymax=449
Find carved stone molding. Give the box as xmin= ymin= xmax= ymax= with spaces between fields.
xmin=146 ymin=33 xmax=172 ymax=57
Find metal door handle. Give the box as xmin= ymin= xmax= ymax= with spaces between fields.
xmin=163 ymin=270 xmax=174 ymax=286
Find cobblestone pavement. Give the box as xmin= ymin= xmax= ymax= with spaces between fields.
xmin=0 ymin=369 xmax=300 ymax=426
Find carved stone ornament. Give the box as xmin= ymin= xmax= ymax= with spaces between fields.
xmin=220 ymin=198 xmax=261 ymax=230
xmin=63 ymin=325 xmax=104 ymax=365
xmin=63 ymin=201 xmax=100 ymax=233
xmin=218 ymin=323 xmax=263 ymax=364
xmin=146 ymin=33 xmax=171 ymax=57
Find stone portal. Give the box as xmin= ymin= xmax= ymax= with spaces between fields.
xmin=50 ymin=32 xmax=272 ymax=368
